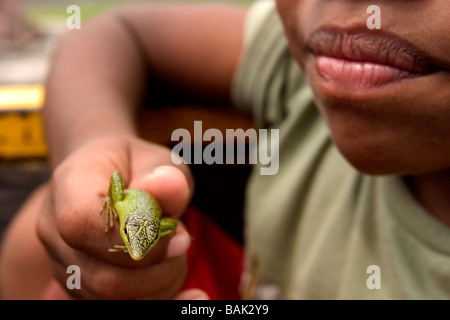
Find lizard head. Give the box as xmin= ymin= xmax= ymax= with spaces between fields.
xmin=120 ymin=215 xmax=160 ymax=261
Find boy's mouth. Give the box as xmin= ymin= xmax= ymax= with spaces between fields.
xmin=307 ymin=28 xmax=443 ymax=93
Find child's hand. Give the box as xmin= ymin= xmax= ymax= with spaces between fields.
xmin=37 ymin=135 xmax=197 ymax=299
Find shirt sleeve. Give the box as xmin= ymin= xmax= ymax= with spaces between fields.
xmin=231 ymin=0 xmax=306 ymax=128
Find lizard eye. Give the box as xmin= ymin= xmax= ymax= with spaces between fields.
xmin=123 ymin=226 xmax=128 ymax=235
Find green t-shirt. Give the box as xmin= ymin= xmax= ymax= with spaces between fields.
xmin=232 ymin=1 xmax=450 ymax=300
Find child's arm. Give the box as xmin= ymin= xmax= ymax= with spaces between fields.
xmin=36 ymin=3 xmax=246 ymax=299
xmin=44 ymin=3 xmax=246 ymax=166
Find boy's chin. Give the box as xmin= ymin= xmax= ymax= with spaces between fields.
xmin=331 ymin=134 xmax=449 ymax=177
xmin=312 ymin=90 xmax=450 ymax=177
xmin=335 ymin=145 xmax=410 ymax=176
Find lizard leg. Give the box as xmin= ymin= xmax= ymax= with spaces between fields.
xmin=159 ymin=217 xmax=177 ymax=238
xmin=108 ymin=244 xmax=128 ymax=253
xmin=100 ymin=196 xmax=118 ymax=233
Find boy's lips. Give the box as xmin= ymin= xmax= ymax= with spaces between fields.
xmin=307 ymin=28 xmax=442 ymax=93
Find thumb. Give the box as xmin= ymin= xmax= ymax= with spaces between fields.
xmin=131 ymin=165 xmax=193 ymax=219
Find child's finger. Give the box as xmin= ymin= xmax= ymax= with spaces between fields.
xmin=173 ymin=288 xmax=210 ymax=300
xmin=166 ymin=221 xmax=192 ymax=259
xmin=134 ymin=165 xmax=193 ymax=219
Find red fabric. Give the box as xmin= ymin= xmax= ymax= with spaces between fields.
xmin=181 ymin=206 xmax=244 ymax=300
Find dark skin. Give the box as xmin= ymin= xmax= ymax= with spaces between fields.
xmin=1 ymin=1 xmax=449 ymax=299
xmin=276 ymin=0 xmax=450 ymax=224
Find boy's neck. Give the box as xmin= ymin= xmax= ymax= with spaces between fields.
xmin=409 ymin=168 xmax=450 ymax=228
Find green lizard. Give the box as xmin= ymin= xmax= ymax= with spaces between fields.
xmin=100 ymin=170 xmax=177 ymax=261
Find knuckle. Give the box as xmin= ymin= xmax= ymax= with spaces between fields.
xmin=50 ymin=165 xmax=96 ymax=251
xmin=88 ymin=268 xmax=133 ymax=299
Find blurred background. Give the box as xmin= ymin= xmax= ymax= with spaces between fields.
xmin=0 ymin=0 xmax=253 ymax=244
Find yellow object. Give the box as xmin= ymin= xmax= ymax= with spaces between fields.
xmin=0 ymin=85 xmax=44 ymax=111
xmin=0 ymin=85 xmax=48 ymax=158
